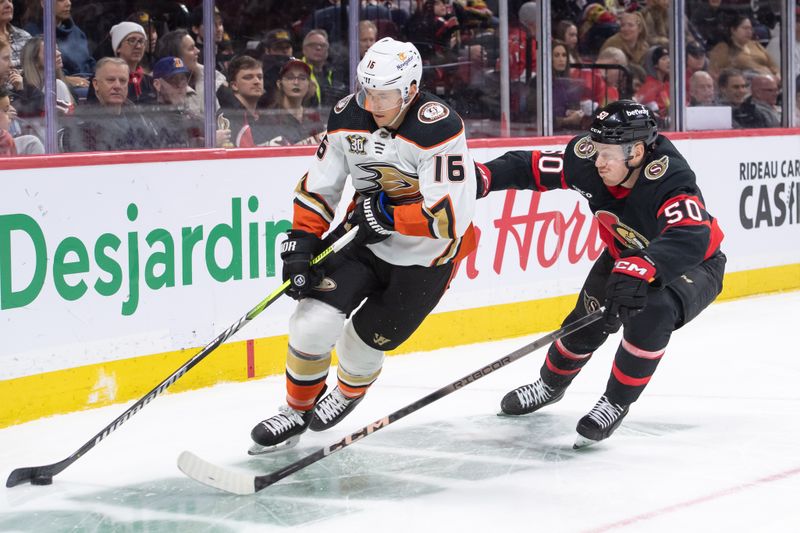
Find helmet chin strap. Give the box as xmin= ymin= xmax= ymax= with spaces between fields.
xmin=617 ymin=160 xmax=640 ymax=187
xmin=616 ymin=142 xmax=647 ymax=187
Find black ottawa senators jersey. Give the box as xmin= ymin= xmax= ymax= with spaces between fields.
xmin=293 ymin=91 xmax=476 ymax=267
xmin=484 ymin=134 xmax=724 ymax=285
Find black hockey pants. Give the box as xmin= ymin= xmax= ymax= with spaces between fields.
xmin=540 ymin=250 xmax=726 ymax=405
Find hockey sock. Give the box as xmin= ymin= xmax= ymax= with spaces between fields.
xmin=336 ymin=365 xmax=381 ymax=399
xmin=286 ymin=345 xmax=332 ymax=411
xmin=541 ymin=338 xmax=593 ymax=388
xmin=605 ymin=338 xmax=665 ymax=405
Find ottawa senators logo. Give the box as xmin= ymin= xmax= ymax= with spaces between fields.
xmin=357 ymin=163 xmax=421 ymax=203
xmin=574 ymin=136 xmax=597 ymax=160
xmin=595 ymin=210 xmax=650 ymax=250
xmin=644 ymin=155 xmax=669 ymax=180
xmin=418 ymin=102 xmax=449 ymax=124
xmin=582 ymin=291 xmax=601 ymax=314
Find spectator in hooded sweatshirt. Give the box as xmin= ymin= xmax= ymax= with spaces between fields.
xmin=636 ymin=45 xmax=670 ymax=125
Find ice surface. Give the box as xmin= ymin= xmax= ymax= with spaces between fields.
xmin=2 ymin=291 xmax=799 ymax=532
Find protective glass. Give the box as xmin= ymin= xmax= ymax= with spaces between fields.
xmin=355 ymin=84 xmax=404 ymax=113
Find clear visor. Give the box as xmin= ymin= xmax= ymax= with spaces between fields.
xmin=355 ymin=84 xmax=404 ymax=113
xmin=592 ymin=142 xmax=631 ymax=164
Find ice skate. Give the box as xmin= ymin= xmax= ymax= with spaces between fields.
xmin=249 ymin=405 xmax=315 ymax=455
xmin=573 ymin=395 xmax=630 ymax=449
xmin=309 ymin=386 xmax=364 ymax=431
xmin=500 ymin=378 xmax=566 ymax=416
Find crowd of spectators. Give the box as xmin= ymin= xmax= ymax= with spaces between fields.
xmin=545 ymin=0 xmax=794 ymax=133
xmin=0 ymin=0 xmax=796 ymax=155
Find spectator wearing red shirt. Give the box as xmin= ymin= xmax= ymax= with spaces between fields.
xmin=636 ymin=45 xmax=670 ymax=125
xmin=578 ymin=46 xmax=628 ymax=108
xmin=505 ymin=1 xmax=537 ymax=82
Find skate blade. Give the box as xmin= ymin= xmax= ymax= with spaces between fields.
xmin=573 ymin=434 xmax=599 ymax=449
xmin=247 ymin=435 xmax=301 ymax=455
xmin=496 ymin=410 xmax=525 ymax=417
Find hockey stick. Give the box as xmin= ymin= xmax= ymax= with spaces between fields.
xmin=177 ymin=308 xmax=603 ymax=495
xmin=5 ymin=227 xmax=359 ymax=489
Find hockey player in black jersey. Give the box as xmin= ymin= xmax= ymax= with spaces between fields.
xmin=249 ymin=38 xmax=477 ymax=453
xmin=479 ymin=100 xmax=726 ymax=448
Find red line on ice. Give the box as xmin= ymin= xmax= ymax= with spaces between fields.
xmin=583 ymin=466 xmax=800 ymax=532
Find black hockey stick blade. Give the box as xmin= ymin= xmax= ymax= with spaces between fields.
xmin=6 ymin=228 xmax=358 ymax=489
xmin=177 ymin=309 xmax=603 ymax=495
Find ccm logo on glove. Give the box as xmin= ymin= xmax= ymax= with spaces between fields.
xmin=611 ymin=256 xmax=656 ymax=282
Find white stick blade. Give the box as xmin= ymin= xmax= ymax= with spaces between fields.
xmin=177 ymin=451 xmax=256 ymax=495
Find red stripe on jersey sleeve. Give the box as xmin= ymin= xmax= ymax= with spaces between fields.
xmin=663 ymin=218 xmax=712 ymax=230
xmin=656 ymin=193 xmax=705 ymax=218
xmin=529 ymin=152 xmax=548 ymax=192
xmin=705 ymin=217 xmax=725 ymax=259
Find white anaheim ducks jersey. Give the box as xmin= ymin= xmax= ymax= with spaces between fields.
xmin=292 ymin=91 xmax=477 ymax=267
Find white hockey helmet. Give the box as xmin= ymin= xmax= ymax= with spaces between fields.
xmin=356 ymin=37 xmax=422 ymax=113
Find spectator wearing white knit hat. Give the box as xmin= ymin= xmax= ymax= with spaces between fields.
xmin=103 ymin=21 xmax=154 ymax=103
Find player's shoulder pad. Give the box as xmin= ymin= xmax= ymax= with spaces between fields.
xmin=564 ymin=134 xmax=598 ymax=171
xmin=326 ymin=93 xmax=376 ymax=133
xmin=396 ymin=92 xmax=464 ymax=149
xmin=641 ymin=135 xmax=695 ymax=185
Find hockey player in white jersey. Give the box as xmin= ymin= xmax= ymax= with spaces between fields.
xmin=250 ymin=38 xmax=477 ymax=453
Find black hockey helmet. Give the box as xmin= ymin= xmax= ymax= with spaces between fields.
xmin=589 ymin=100 xmax=658 ymax=148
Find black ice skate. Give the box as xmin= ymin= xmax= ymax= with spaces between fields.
xmin=573 ymin=395 xmax=630 ymax=449
xmin=249 ymin=405 xmax=315 ymax=455
xmin=500 ymin=378 xmax=566 ymax=416
xmin=309 ymin=386 xmax=364 ymax=431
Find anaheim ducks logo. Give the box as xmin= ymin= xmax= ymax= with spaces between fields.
xmin=357 ymin=163 xmax=421 ymax=203
xmin=418 ymin=101 xmax=449 ymax=124
xmin=595 ymin=210 xmax=650 ymax=250
xmin=315 ymin=277 xmax=337 ymax=291
xmin=644 ymin=155 xmax=669 ymax=180
xmin=334 ymin=94 xmax=353 ymax=114
xmin=574 ymin=135 xmax=597 ymax=160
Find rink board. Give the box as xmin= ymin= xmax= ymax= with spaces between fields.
xmin=1 ymin=130 xmax=799 ymax=427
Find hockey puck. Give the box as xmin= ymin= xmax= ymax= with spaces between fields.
xmin=31 ymin=475 xmax=53 ymax=486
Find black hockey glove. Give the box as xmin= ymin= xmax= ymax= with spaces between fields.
xmin=281 ymin=230 xmax=323 ymax=300
xmin=603 ymin=249 xmax=657 ymax=334
xmin=348 ymin=191 xmax=395 ymax=246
